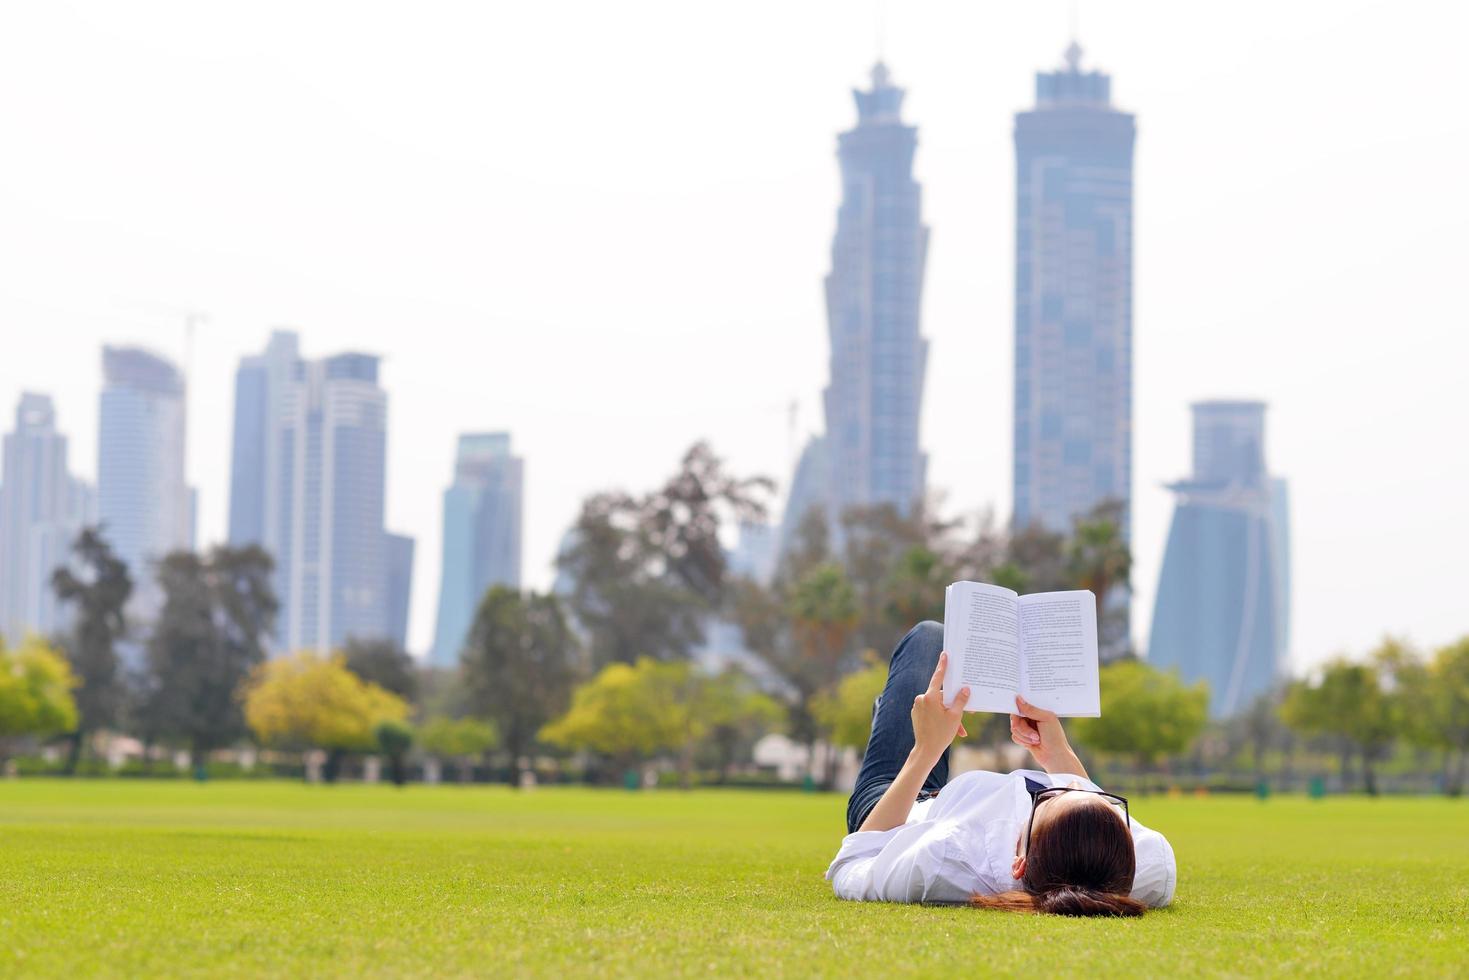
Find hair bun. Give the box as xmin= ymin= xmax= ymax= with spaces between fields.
xmin=1039 ymin=886 xmax=1146 ymax=918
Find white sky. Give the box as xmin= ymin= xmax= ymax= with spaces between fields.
xmin=1 ymin=1 xmax=1465 ymax=671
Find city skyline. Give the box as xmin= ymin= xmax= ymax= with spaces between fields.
xmin=2 ymin=2 xmax=1465 ymax=670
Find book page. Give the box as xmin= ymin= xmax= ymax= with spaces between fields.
xmin=1017 ymin=590 xmax=1100 ymax=717
xmin=941 ymin=581 xmax=1021 ymax=712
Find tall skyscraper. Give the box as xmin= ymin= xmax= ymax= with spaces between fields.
xmin=821 ymin=62 xmax=930 ymax=522
xmin=97 ymin=346 xmax=193 ymax=622
xmin=227 ymin=330 xmax=300 ymax=551
xmin=1012 ymin=43 xmax=1136 ymax=537
xmin=385 ymin=532 xmax=415 ymax=651
xmin=1148 ymin=401 xmax=1291 ymax=717
xmin=0 ymin=394 xmax=92 ymax=644
xmin=430 ymin=433 xmax=523 ymax=667
xmin=228 ymin=337 xmax=413 ymax=654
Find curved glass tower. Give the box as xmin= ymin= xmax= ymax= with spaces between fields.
xmin=1148 ymin=401 xmax=1291 ymax=717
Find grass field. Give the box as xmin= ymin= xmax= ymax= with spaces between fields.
xmin=1 ymin=781 xmax=1466 ymax=977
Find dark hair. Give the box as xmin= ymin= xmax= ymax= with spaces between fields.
xmin=970 ymin=796 xmax=1145 ymax=917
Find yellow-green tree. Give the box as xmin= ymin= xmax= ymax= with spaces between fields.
xmin=541 ymin=658 xmax=691 ymax=781
xmin=0 ymin=637 xmax=79 ymax=765
xmin=242 ymin=652 xmax=408 ymax=782
xmin=542 ymin=658 xmax=780 ymax=786
xmin=1070 ymin=659 xmax=1208 ymax=775
xmin=419 ymin=717 xmax=500 ymax=783
xmin=811 ymin=653 xmax=887 ymax=752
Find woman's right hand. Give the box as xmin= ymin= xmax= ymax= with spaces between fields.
xmin=1010 ymin=695 xmax=1087 ymax=777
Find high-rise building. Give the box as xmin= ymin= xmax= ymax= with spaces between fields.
xmin=820 ymin=63 xmax=930 ymax=523
xmin=430 ymin=433 xmax=523 ymax=667
xmin=385 ymin=532 xmax=414 ymax=652
xmin=228 ymin=336 xmax=414 ymax=654
xmin=0 ymin=394 xmax=92 ymax=644
xmin=97 ymin=346 xmax=193 ymax=623
xmin=227 ymin=330 xmax=300 ymax=552
xmin=1148 ymin=401 xmax=1291 ymax=717
xmin=277 ymin=352 xmax=385 ymax=652
xmin=1012 ymin=43 xmax=1136 ymax=537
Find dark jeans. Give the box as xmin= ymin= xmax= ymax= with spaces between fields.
xmin=845 ymin=620 xmax=951 ymax=834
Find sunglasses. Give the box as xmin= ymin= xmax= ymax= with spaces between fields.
xmin=1023 ymin=785 xmax=1130 ymax=854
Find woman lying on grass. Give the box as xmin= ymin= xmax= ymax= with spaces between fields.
xmin=826 ymin=621 xmax=1176 ymax=915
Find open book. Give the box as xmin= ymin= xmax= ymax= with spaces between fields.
xmin=940 ymin=582 xmax=1100 ymax=717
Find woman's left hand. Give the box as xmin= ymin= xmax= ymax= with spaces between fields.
xmin=910 ymin=651 xmax=970 ymax=763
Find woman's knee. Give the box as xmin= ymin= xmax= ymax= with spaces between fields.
xmin=892 ymin=620 xmax=944 ymax=666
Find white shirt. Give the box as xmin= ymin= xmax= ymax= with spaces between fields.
xmin=825 ymin=769 xmax=1176 ymax=907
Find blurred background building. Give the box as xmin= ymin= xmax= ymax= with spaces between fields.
xmin=429 ymin=432 xmax=523 ymax=667
xmin=1012 ymin=44 xmax=1136 ymax=644
xmin=227 ymin=336 xmax=414 ymax=654
xmin=0 ymin=393 xmax=93 ymax=645
xmin=96 ymin=346 xmax=194 ymax=626
xmin=1148 ymin=400 xmax=1291 ymax=716
xmin=784 ymin=62 xmax=929 ymax=551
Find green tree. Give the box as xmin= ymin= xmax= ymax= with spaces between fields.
xmin=1070 ymin=660 xmax=1208 ymax=775
xmin=0 ymin=637 xmax=79 ymax=766
xmin=557 ymin=443 xmax=771 ymax=667
xmin=142 ymin=546 xmax=277 ymax=768
xmin=811 ymin=654 xmax=887 ymax=752
xmin=374 ymin=720 xmax=414 ymax=786
xmin=1066 ymin=500 xmax=1132 ymax=655
xmin=698 ymin=667 xmax=784 ymax=783
xmin=460 ymin=587 xmax=582 ymax=784
xmin=419 ymin=716 xmax=499 ymax=783
xmin=343 ymin=637 xmax=418 ymax=701
xmin=839 ymin=503 xmax=961 ymax=653
xmin=243 ymin=652 xmax=409 ymax=782
xmin=50 ymin=527 xmax=132 ymax=773
xmin=1421 ymin=637 xmax=1469 ymax=795
xmin=1281 ymin=649 xmax=1399 ymax=795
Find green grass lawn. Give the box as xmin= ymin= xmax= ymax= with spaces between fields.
xmin=0 ymin=781 xmax=1465 ymax=977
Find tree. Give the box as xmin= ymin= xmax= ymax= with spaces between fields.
xmin=540 ymin=658 xmax=690 ymax=780
xmin=419 ymin=716 xmax=500 ymax=783
xmin=374 ymin=720 xmax=414 ymax=787
xmin=839 ymin=503 xmax=961 ymax=654
xmin=557 ymin=442 xmax=771 ymax=667
xmin=811 ymin=654 xmax=887 ymax=752
xmin=734 ymin=547 xmax=866 ymax=786
xmin=698 ymin=668 xmax=784 ymax=783
xmin=1281 ymin=650 xmax=1399 ymax=795
xmin=0 ymin=637 xmax=79 ymax=766
xmin=460 ymin=587 xmax=582 ymax=783
xmin=141 ymin=546 xmax=277 ymax=767
xmin=1415 ymin=637 xmax=1469 ymax=795
xmin=1066 ymin=500 xmax=1132 ymax=655
xmin=1386 ymin=637 xmax=1469 ymax=799
xmin=243 ymin=652 xmax=409 ymax=782
xmin=50 ymin=527 xmax=131 ymax=773
xmin=343 ymin=637 xmax=418 ymax=701
xmin=1070 ymin=660 xmax=1208 ymax=775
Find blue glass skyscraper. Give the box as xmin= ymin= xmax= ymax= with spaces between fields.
xmin=1012 ymin=44 xmax=1135 ymax=538
xmin=0 ymin=393 xmax=92 ymax=644
xmin=430 ymin=433 xmax=523 ymax=667
xmin=97 ymin=346 xmax=193 ymax=624
xmin=228 ymin=335 xmax=413 ymax=654
xmin=821 ymin=63 xmax=930 ymax=521
xmin=1149 ymin=401 xmax=1291 ymax=717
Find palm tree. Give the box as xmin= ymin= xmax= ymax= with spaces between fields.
xmin=1066 ymin=501 xmax=1132 ymax=653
